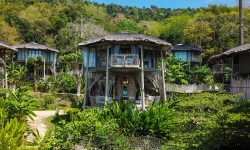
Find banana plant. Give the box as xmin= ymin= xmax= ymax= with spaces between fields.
xmin=6 ymin=64 xmax=27 ymax=90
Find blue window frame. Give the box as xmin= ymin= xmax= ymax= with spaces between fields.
xmin=82 ymin=48 xmax=96 ymax=68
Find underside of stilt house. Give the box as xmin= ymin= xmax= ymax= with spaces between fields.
xmin=79 ymin=33 xmax=171 ymax=108
xmin=0 ymin=41 xmax=18 ymax=88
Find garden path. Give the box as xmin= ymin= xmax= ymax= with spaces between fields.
xmin=27 ymin=110 xmax=64 ymax=138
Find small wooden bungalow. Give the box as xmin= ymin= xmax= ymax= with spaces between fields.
xmin=211 ymin=43 xmax=250 ymax=100
xmin=0 ymin=41 xmax=18 ymax=88
xmin=170 ymin=44 xmax=203 ymax=66
xmin=13 ymin=42 xmax=59 ymax=77
xmin=79 ymin=33 xmax=171 ymax=109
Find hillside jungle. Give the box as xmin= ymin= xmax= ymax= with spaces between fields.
xmin=0 ymin=0 xmax=250 ymax=150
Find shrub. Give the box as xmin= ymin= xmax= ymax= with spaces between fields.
xmin=140 ymin=102 xmax=176 ymax=139
xmin=0 ymin=87 xmax=38 ymax=121
xmin=102 ymin=100 xmax=176 ymax=138
xmin=190 ymin=65 xmax=214 ymax=85
xmin=102 ymin=100 xmax=141 ymax=135
xmin=162 ymin=92 xmax=250 ymax=149
xmin=43 ymin=94 xmax=56 ymax=107
xmin=0 ymin=87 xmax=37 ymax=149
xmin=56 ymin=72 xmax=77 ymax=93
xmin=43 ymin=101 xmax=176 ymax=149
xmin=43 ymin=108 xmax=130 ymax=149
xmin=0 ymin=117 xmax=27 ymax=150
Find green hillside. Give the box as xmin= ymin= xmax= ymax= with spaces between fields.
xmin=1 ymin=0 xmax=250 ymax=60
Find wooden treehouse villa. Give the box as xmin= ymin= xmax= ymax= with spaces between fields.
xmin=79 ymin=33 xmax=171 ymax=109
xmin=170 ymin=44 xmax=203 ymax=67
xmin=0 ymin=41 xmax=18 ymax=89
xmin=211 ymin=43 xmax=250 ymax=100
xmin=13 ymin=42 xmax=59 ymax=78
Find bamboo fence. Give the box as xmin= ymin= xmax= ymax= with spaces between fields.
xmin=231 ymin=78 xmax=250 ymax=100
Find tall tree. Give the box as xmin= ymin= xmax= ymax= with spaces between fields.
xmin=239 ymin=0 xmax=244 ymax=45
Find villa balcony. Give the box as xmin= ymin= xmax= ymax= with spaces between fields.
xmin=213 ymin=64 xmax=232 ymax=74
xmin=111 ymin=54 xmax=140 ymax=68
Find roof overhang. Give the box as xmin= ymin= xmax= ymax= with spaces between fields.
xmin=13 ymin=42 xmax=59 ymax=53
xmin=0 ymin=41 xmax=18 ymax=53
xmin=209 ymin=43 xmax=250 ymax=62
xmin=78 ymin=33 xmax=172 ymax=51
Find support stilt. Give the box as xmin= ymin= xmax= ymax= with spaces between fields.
xmin=140 ymin=45 xmax=145 ymax=110
xmin=105 ymin=45 xmax=110 ymax=102
xmin=161 ymin=50 xmax=166 ymax=101
xmin=83 ymin=48 xmax=89 ymax=108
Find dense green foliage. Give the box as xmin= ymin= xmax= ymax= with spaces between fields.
xmin=42 ymin=94 xmax=250 ymax=149
xmin=1 ymin=1 xmax=250 ymax=59
xmin=1 ymin=1 xmax=250 ymax=149
xmin=56 ymin=72 xmax=77 ymax=93
xmin=103 ymin=100 xmax=176 ymax=138
xmin=165 ymin=55 xmax=214 ymax=85
xmin=6 ymin=64 xmax=27 ymax=88
xmin=163 ymin=93 xmax=250 ymax=149
xmin=0 ymin=88 xmax=38 ymax=149
xmin=43 ymin=108 xmax=130 ymax=149
xmin=43 ymin=101 xmax=176 ymax=149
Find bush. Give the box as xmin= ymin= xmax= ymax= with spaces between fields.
xmin=43 ymin=94 xmax=56 ymax=108
xmin=56 ymin=72 xmax=77 ymax=93
xmin=162 ymin=92 xmax=250 ymax=150
xmin=43 ymin=108 xmax=130 ymax=149
xmin=102 ymin=100 xmax=176 ymax=139
xmin=43 ymin=101 xmax=177 ymax=149
xmin=43 ymin=94 xmax=250 ymax=149
xmin=190 ymin=65 xmax=214 ymax=85
xmin=0 ymin=87 xmax=38 ymax=121
xmin=0 ymin=117 xmax=27 ymax=150
xmin=0 ymin=87 xmax=38 ymax=149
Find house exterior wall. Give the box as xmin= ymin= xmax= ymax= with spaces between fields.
xmin=239 ymin=53 xmax=250 ymax=73
xmin=17 ymin=49 xmax=57 ymax=63
xmin=230 ymin=54 xmax=250 ymax=100
xmin=172 ymin=50 xmax=202 ymax=63
xmin=82 ymin=43 xmax=165 ymax=105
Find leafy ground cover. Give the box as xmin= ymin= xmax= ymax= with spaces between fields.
xmin=1 ymin=88 xmax=249 ymax=149
xmin=40 ymin=93 xmax=250 ymax=150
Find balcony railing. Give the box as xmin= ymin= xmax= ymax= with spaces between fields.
xmin=111 ymin=54 xmax=140 ymax=68
xmin=213 ymin=64 xmax=232 ymax=74
xmin=191 ymin=56 xmax=202 ymax=62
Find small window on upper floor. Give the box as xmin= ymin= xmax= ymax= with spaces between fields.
xmin=144 ymin=49 xmax=154 ymax=68
xmin=120 ymin=45 xmax=131 ymax=54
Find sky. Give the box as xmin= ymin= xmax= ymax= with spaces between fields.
xmin=91 ymin=0 xmax=238 ymax=9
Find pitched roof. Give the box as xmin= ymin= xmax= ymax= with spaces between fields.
xmin=223 ymin=43 xmax=250 ymax=55
xmin=170 ymin=44 xmax=203 ymax=51
xmin=0 ymin=41 xmax=18 ymax=52
xmin=78 ymin=33 xmax=171 ymax=48
xmin=210 ymin=43 xmax=250 ymax=61
xmin=13 ymin=42 xmax=59 ymax=52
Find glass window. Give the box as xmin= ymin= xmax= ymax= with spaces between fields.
xmin=89 ymin=48 xmax=96 ymax=68
xmin=112 ymin=45 xmax=120 ymax=54
xmin=17 ymin=50 xmax=21 ymax=60
xmin=82 ymin=48 xmax=96 ymax=68
xmin=175 ymin=51 xmax=188 ymax=62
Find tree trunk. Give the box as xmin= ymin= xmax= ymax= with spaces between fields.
xmin=239 ymin=0 xmax=244 ymax=45
xmin=34 ymin=69 xmax=37 ymax=92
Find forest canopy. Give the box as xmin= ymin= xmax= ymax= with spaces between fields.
xmin=0 ymin=0 xmax=249 ymax=60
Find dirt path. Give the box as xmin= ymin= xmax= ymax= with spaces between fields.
xmin=27 ymin=110 xmax=64 ymax=138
